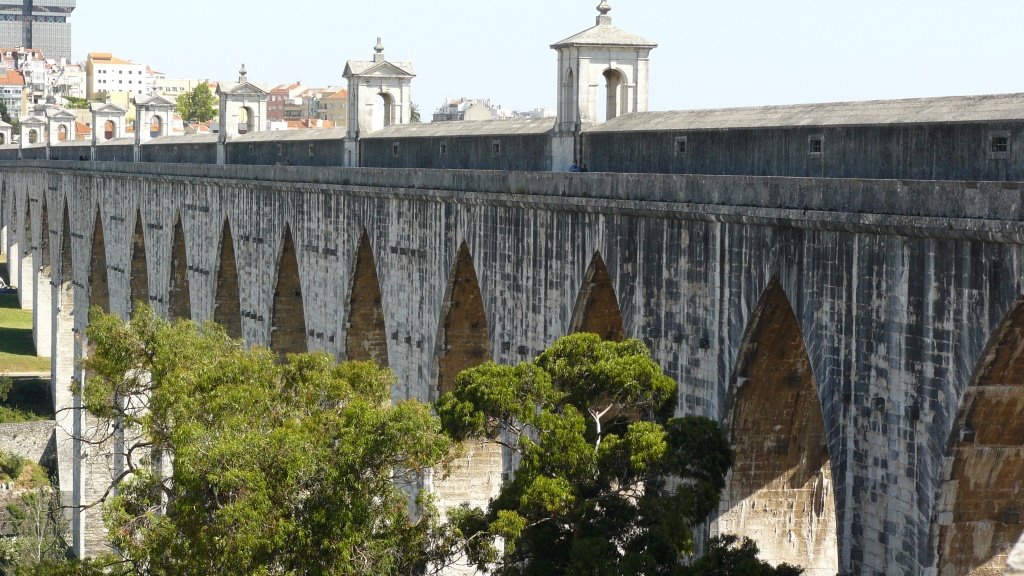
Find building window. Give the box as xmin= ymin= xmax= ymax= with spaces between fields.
xmin=990 ymin=133 xmax=1011 ymax=158
xmin=808 ymin=135 xmax=824 ymax=157
xmin=491 ymin=140 xmax=501 ymax=156
xmin=392 ymin=142 xmax=400 ymax=157
xmin=308 ymin=144 xmax=315 ymax=158
xmin=439 ymin=143 xmax=448 ymax=156
xmin=674 ymin=136 xmax=687 ymax=157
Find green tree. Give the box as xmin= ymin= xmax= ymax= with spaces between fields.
xmin=0 ymin=483 xmax=69 ymax=574
xmin=62 ymin=97 xmax=89 ymax=110
xmin=175 ymin=82 xmax=217 ymax=124
xmin=436 ymin=333 xmax=801 ymax=575
xmin=65 ymin=305 xmax=454 ymax=575
xmin=689 ymin=535 xmax=803 ymax=576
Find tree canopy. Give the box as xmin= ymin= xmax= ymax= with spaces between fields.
xmin=436 ymin=333 xmax=802 ymax=575
xmin=67 ymin=305 xmax=453 ymax=575
xmin=175 ymin=82 xmax=218 ymax=124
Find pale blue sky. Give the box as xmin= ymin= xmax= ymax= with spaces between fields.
xmin=74 ymin=1 xmax=1022 ymax=116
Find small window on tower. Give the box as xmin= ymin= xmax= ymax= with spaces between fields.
xmin=989 ymin=131 xmax=1011 ymax=159
xmin=674 ymin=136 xmax=687 ymax=157
xmin=808 ymin=135 xmax=824 ymax=157
xmin=991 ymin=136 xmax=1010 ymax=154
xmin=308 ymin=144 xmax=315 ymax=158
xmin=491 ymin=140 xmax=501 ymax=156
xmin=392 ymin=142 xmax=400 ymax=157
xmin=439 ymin=143 xmax=448 ymax=156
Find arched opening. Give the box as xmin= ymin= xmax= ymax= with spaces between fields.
xmin=19 ymin=199 xmax=32 ymax=310
xmin=563 ymin=67 xmax=575 ymax=123
xmin=931 ymin=298 xmax=1024 ymax=575
xmin=269 ymin=225 xmax=307 ymax=356
xmin=434 ymin=241 xmax=501 ymax=511
xmin=57 ymin=125 xmax=68 ymax=142
xmin=213 ymin=219 xmax=242 ymax=339
xmin=238 ymin=107 xmax=253 ymax=135
xmin=0 ymin=133 xmax=6 ymax=145
xmin=129 ymin=209 xmax=149 ymax=315
xmin=570 ymin=251 xmax=625 ymax=341
xmin=372 ymin=92 xmax=395 ymax=132
xmin=33 ymin=194 xmax=52 ymax=357
xmin=149 ymin=116 xmax=162 ymax=139
xmin=88 ymin=209 xmax=109 ymax=314
xmin=51 ymin=202 xmax=76 ymax=522
xmin=167 ymin=214 xmax=191 ymax=321
xmin=602 ymin=68 xmax=627 ymax=122
xmin=103 ymin=120 xmax=115 ymax=141
xmin=715 ymin=281 xmax=838 ymax=575
xmin=28 ymin=129 xmax=37 ymax=144
xmin=345 ymin=230 xmax=388 ymax=366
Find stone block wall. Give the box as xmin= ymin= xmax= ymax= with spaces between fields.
xmin=1 ymin=163 xmax=1024 ymax=574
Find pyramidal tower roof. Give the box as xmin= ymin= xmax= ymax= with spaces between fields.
xmin=551 ymin=1 xmax=657 ymax=49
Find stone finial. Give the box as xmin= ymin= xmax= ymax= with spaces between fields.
xmin=374 ymin=37 xmax=385 ymax=54
xmin=596 ymin=0 xmax=612 ymax=24
xmin=238 ymin=63 xmax=247 ymax=83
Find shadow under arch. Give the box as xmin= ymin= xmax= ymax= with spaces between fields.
xmin=129 ymin=208 xmax=149 ymax=315
xmin=33 ymin=193 xmax=53 ymax=357
xmin=269 ymin=224 xmax=307 ymax=356
xmin=714 ymin=279 xmax=838 ymax=575
xmin=432 ymin=240 xmax=501 ymax=511
xmin=570 ymin=251 xmax=625 ymax=341
xmin=213 ymin=218 xmax=242 ymax=339
xmin=345 ymin=229 xmax=388 ymax=367
xmin=167 ymin=212 xmax=191 ymax=321
xmin=930 ymin=297 xmax=1024 ymax=575
xmin=88 ymin=207 xmax=109 ymax=314
xmin=436 ymin=241 xmax=491 ymax=398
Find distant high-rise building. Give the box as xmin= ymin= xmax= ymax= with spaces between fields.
xmin=0 ymin=0 xmax=76 ymax=62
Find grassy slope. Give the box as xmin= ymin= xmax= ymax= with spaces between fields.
xmin=0 ymin=293 xmax=50 ymax=373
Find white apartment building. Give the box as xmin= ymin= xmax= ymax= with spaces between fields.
xmin=86 ymin=52 xmax=154 ymax=100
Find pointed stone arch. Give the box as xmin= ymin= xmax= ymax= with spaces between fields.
xmin=269 ymin=224 xmax=307 ymax=355
xmin=345 ymin=229 xmax=388 ymax=366
xmin=167 ymin=213 xmax=191 ymax=321
xmin=436 ymin=241 xmax=491 ymax=397
xmin=129 ymin=209 xmax=149 ymax=315
xmin=570 ymin=251 xmax=625 ymax=341
xmin=714 ymin=280 xmax=838 ymax=575
xmin=931 ymin=298 xmax=1024 ymax=575
xmin=18 ymin=195 xmax=32 ymax=309
xmin=52 ymin=201 xmax=77 ymax=534
xmin=33 ymin=193 xmax=53 ymax=357
xmin=433 ymin=241 xmax=501 ymax=512
xmin=88 ymin=208 xmax=109 ymax=314
xmin=213 ymin=218 xmax=242 ymax=339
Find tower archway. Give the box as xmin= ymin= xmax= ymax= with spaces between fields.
xmin=931 ymin=298 xmax=1024 ymax=575
xmin=269 ymin=225 xmax=306 ymax=356
xmin=715 ymin=280 xmax=838 ymax=575
xmin=345 ymin=230 xmax=388 ymax=366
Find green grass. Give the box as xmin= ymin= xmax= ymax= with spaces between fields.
xmin=0 ymin=377 xmax=53 ymax=421
xmin=0 ymin=293 xmax=50 ymax=373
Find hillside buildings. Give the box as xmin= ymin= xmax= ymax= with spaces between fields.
xmin=0 ymin=0 xmax=75 ymax=62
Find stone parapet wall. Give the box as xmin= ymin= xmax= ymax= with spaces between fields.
xmin=0 ymin=420 xmax=56 ymax=466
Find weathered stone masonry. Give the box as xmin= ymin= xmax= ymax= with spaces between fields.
xmin=4 ymin=161 xmax=1024 ymax=574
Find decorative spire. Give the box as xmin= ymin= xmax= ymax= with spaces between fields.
xmin=596 ymin=1 xmax=612 ymax=25
xmin=238 ymin=63 xmax=247 ymax=83
xmin=374 ymin=37 xmax=385 ymax=54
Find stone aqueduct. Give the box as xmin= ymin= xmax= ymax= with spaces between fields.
xmin=3 ymin=160 xmax=1024 ymax=576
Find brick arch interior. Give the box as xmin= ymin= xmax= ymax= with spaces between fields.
xmin=932 ymin=298 xmax=1024 ymax=576
xmin=269 ymin=225 xmax=307 ymax=356
xmin=345 ymin=229 xmax=388 ymax=366
xmin=433 ymin=241 xmax=501 ymax=513
xmin=436 ymin=241 xmax=490 ymax=397
xmin=129 ymin=209 xmax=149 ymax=315
xmin=88 ymin=209 xmax=109 ymax=314
xmin=570 ymin=251 xmax=625 ymax=341
xmin=715 ymin=280 xmax=838 ymax=576
xmin=213 ymin=219 xmax=242 ymax=339
xmin=167 ymin=213 xmax=191 ymax=321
